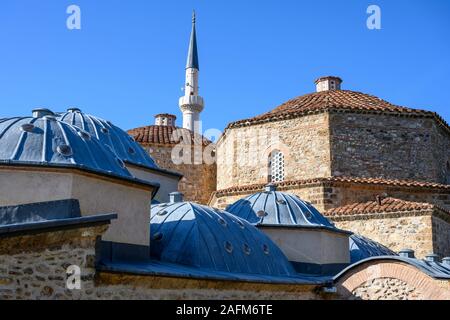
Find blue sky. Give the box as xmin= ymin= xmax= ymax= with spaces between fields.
xmin=0 ymin=0 xmax=449 ymax=133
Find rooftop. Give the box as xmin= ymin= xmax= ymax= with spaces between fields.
xmin=128 ymin=125 xmax=211 ymax=146
xmin=325 ymin=197 xmax=449 ymax=217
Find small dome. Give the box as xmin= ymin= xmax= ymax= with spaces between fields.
xmin=226 ymin=186 xmax=334 ymax=228
xmin=58 ymin=109 xmax=158 ymax=169
xmin=0 ymin=116 xmax=134 ymax=180
xmin=349 ymin=234 xmax=397 ymax=263
xmin=150 ymin=202 xmax=296 ymax=276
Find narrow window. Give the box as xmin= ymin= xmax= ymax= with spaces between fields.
xmin=268 ymin=150 xmax=285 ymax=183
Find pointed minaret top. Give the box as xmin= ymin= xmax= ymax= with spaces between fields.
xmin=186 ymin=10 xmax=199 ymax=70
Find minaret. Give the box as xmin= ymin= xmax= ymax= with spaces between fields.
xmin=179 ymin=11 xmax=204 ymax=133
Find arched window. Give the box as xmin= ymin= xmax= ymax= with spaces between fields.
xmin=268 ymin=150 xmax=285 ymax=183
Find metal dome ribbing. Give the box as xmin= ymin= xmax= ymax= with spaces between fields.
xmin=150 ymin=201 xmax=296 ymax=277
xmin=58 ymin=109 xmax=158 ymax=170
xmin=349 ymin=234 xmax=397 ymax=263
xmin=0 ymin=116 xmax=136 ymax=181
xmin=226 ymin=185 xmax=335 ymax=228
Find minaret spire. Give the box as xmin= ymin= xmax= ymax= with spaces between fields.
xmin=179 ymin=11 xmax=204 ymax=133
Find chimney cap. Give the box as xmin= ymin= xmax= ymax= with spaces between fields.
xmin=67 ymin=107 xmax=82 ymax=113
xmin=155 ymin=113 xmax=177 ymax=119
xmin=314 ymin=76 xmax=343 ymax=85
xmin=425 ymin=253 xmax=439 ymax=263
xmin=442 ymin=257 xmax=450 ymax=266
xmin=265 ymin=184 xmax=277 ymax=192
xmin=169 ymin=192 xmax=184 ymax=203
xmin=399 ymin=249 xmax=415 ymax=258
xmin=32 ymin=108 xmax=55 ymax=118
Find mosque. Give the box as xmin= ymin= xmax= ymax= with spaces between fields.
xmin=0 ymin=13 xmax=449 ymax=300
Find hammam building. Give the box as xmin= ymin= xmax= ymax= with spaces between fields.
xmin=0 ymin=13 xmax=450 ymax=300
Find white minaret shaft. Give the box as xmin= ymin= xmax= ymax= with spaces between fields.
xmin=179 ymin=11 xmax=204 ymax=133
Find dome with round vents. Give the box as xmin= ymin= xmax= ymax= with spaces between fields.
xmin=0 ymin=116 xmax=137 ymax=182
xmin=226 ymin=184 xmax=335 ymax=229
xmin=150 ymin=196 xmax=296 ymax=277
xmin=57 ymin=108 xmax=158 ymax=169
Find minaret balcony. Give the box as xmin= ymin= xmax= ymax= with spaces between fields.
xmin=179 ymin=95 xmax=204 ymax=112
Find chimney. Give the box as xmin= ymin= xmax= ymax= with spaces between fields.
xmin=169 ymin=192 xmax=184 ymax=203
xmin=442 ymin=257 xmax=450 ymax=266
xmin=315 ymin=76 xmax=343 ymax=92
xmin=265 ymin=184 xmax=277 ymax=192
xmin=32 ymin=108 xmax=55 ymax=118
xmin=399 ymin=249 xmax=415 ymax=258
xmin=425 ymin=253 xmax=439 ymax=263
xmin=155 ymin=114 xmax=177 ymax=126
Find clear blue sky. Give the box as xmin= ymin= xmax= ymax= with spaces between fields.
xmin=0 ymin=0 xmax=449 ymax=133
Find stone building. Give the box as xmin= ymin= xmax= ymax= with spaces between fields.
xmin=128 ymin=114 xmax=216 ymax=205
xmin=211 ymin=76 xmax=450 ymax=259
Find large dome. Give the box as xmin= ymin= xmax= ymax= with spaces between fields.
xmin=226 ymin=185 xmax=335 ymax=228
xmin=150 ymin=199 xmax=296 ymax=276
xmin=0 ymin=116 xmax=139 ymax=182
xmin=57 ymin=108 xmax=158 ymax=170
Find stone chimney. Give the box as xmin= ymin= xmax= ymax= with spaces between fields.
xmin=315 ymin=76 xmax=343 ymax=92
xmin=155 ymin=114 xmax=177 ymax=126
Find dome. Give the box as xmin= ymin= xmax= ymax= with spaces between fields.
xmin=226 ymin=185 xmax=335 ymax=228
xmin=227 ymin=89 xmax=432 ymax=129
xmin=0 ymin=116 xmax=137 ymax=181
xmin=57 ymin=108 xmax=158 ymax=170
xmin=349 ymin=234 xmax=397 ymax=263
xmin=150 ymin=200 xmax=296 ymax=276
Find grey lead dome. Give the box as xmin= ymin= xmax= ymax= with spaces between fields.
xmin=0 ymin=116 xmax=135 ymax=181
xmin=226 ymin=185 xmax=335 ymax=228
xmin=58 ymin=108 xmax=158 ymax=170
xmin=150 ymin=201 xmax=297 ymax=277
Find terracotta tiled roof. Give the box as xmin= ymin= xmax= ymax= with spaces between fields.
xmin=226 ymin=90 xmax=449 ymax=131
xmin=213 ymin=176 xmax=450 ymax=197
xmin=324 ymin=197 xmax=447 ymax=217
xmin=127 ymin=125 xmax=211 ymax=146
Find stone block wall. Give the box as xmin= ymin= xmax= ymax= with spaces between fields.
xmin=329 ymin=112 xmax=450 ymax=184
xmin=0 ymin=225 xmax=106 ymax=300
xmin=143 ymin=144 xmax=216 ymax=205
xmin=432 ymin=216 xmax=450 ymax=258
xmin=330 ymin=212 xmax=438 ymax=259
xmin=217 ymin=113 xmax=331 ymax=190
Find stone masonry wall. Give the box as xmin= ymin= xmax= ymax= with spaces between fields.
xmin=350 ymin=278 xmax=422 ymax=300
xmin=330 ymin=212 xmax=434 ymax=258
xmin=0 ymin=226 xmax=106 ymax=300
xmin=143 ymin=144 xmax=216 ymax=205
xmin=432 ymin=216 xmax=450 ymax=258
xmin=329 ymin=112 xmax=450 ymax=184
xmin=0 ymin=228 xmax=323 ymax=300
xmin=217 ymin=113 xmax=331 ymax=190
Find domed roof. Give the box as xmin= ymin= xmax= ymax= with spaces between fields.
xmin=226 ymin=185 xmax=335 ymax=228
xmin=0 ymin=116 xmax=142 ymax=182
xmin=57 ymin=108 xmax=158 ymax=169
xmin=128 ymin=125 xmax=211 ymax=146
xmin=150 ymin=200 xmax=296 ymax=276
xmin=227 ymin=89 xmax=434 ymax=129
xmin=349 ymin=234 xmax=397 ymax=263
